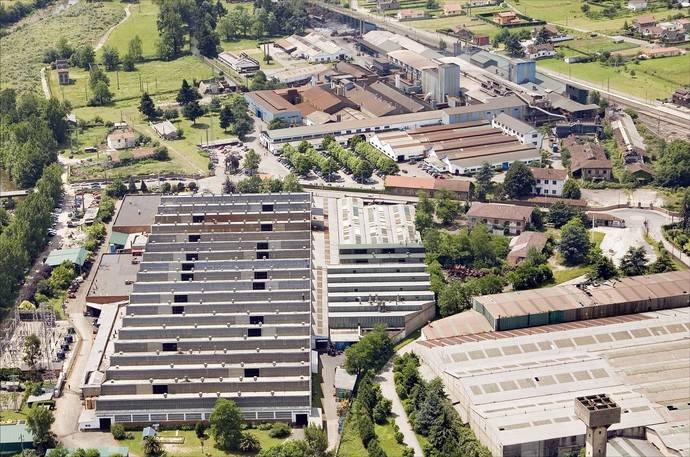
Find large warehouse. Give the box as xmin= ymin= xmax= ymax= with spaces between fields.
xmin=326 ymin=197 xmax=435 ymax=344
xmin=414 ymin=270 xmax=690 ymax=457
xmin=83 ymin=194 xmax=314 ymax=428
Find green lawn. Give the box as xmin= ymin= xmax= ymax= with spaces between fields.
xmin=337 ymin=413 xmax=366 ymax=457
xmin=0 ymin=394 xmax=31 ymax=422
xmin=102 ymin=0 xmax=160 ymax=59
xmin=538 ymin=54 xmax=690 ymax=101
xmin=374 ymin=420 xmax=407 ymax=457
xmin=558 ymin=36 xmax=637 ymax=55
xmin=49 ymin=56 xmax=215 ymax=108
xmin=644 ymin=233 xmax=688 ymax=271
xmin=549 ymin=230 xmax=604 ymax=284
xmin=120 ymin=429 xmax=289 ymax=457
xmin=0 ymin=1 xmax=125 ymax=92
xmin=394 ymin=329 xmax=421 ymax=352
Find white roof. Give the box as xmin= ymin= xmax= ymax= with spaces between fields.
xmin=336 ymin=197 xmax=420 ymax=246
xmin=152 ymin=120 xmax=177 ymax=136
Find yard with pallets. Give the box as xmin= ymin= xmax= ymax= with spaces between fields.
xmin=538 ymin=53 xmax=690 ymax=101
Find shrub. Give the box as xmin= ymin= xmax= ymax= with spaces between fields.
xmin=372 ymin=398 xmax=392 ymax=424
xmin=257 ymin=423 xmax=272 ymax=431
xmin=268 ymin=422 xmax=291 ymax=438
xmin=111 ymin=423 xmax=126 ymax=440
xmin=358 ymin=413 xmax=375 ymax=448
xmin=238 ymin=433 xmax=261 ymax=452
xmin=194 ymin=421 xmax=206 ymax=438
xmin=395 ymin=431 xmax=404 ymax=444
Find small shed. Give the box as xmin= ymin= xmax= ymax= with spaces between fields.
xmin=142 ymin=426 xmax=157 ymax=438
xmin=27 ymin=391 xmax=54 ymax=407
xmin=45 ymin=247 xmax=88 ymax=268
xmin=150 ymin=120 xmax=179 ymax=140
xmin=334 ymin=366 xmax=357 ymax=399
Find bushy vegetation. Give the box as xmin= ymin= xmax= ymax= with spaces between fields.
xmin=0 ymin=164 xmax=62 ymax=316
xmin=394 ymin=353 xmax=491 ymax=457
xmin=0 ymin=90 xmax=71 ymax=187
xmin=322 ymin=135 xmax=372 ymax=183
xmin=344 ymin=325 xmax=393 ymax=376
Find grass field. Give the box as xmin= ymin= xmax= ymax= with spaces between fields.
xmin=102 ymin=0 xmax=160 ymax=59
xmin=48 ymin=56 xmax=215 ymax=108
xmin=0 ymin=1 xmax=125 ymax=92
xmin=511 ymin=0 xmax=683 ymax=34
xmin=374 ymin=420 xmax=407 ymax=457
xmin=538 ymin=54 xmax=690 ymax=101
xmin=338 ymin=414 xmax=367 ymax=457
xmin=120 ymin=429 xmax=289 ymax=457
xmin=559 ymin=36 xmax=637 ymax=55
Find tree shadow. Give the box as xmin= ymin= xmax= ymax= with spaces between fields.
xmin=191 ymin=123 xmax=209 ymax=130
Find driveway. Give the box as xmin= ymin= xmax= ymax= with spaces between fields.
xmin=320 ymin=353 xmax=345 ymax=451
xmin=377 ymin=358 xmax=424 ymax=457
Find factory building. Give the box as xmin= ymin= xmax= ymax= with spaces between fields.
xmin=326 ymin=197 xmax=435 ymax=344
xmin=244 ymin=90 xmax=304 ymax=125
xmin=87 ymin=194 xmax=314 ymax=427
xmin=414 ymin=270 xmax=690 ymax=457
xmin=421 ymin=62 xmax=461 ymax=105
xmin=442 ymin=95 xmax=527 ymax=124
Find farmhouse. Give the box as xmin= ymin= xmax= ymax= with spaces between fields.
xmin=494 ymin=11 xmax=518 ymax=25
xmin=640 ymin=47 xmax=685 ymax=58
xmin=524 ymin=43 xmax=556 ymax=60
xmin=632 ymin=15 xmax=657 ymax=31
xmin=466 ymin=202 xmax=534 ymax=235
xmin=563 ymin=136 xmax=612 ymax=180
xmin=627 ymin=0 xmax=647 ymax=10
xmin=530 ymin=167 xmax=567 ymax=197
xmin=397 ymin=9 xmax=426 ymax=20
xmin=106 ymin=126 xmax=136 ymax=150
xmin=442 ymin=3 xmax=462 ymax=15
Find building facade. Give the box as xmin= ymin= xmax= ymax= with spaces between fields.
xmin=90 ymin=194 xmax=313 ymax=427
xmin=466 ymin=202 xmax=534 ymax=235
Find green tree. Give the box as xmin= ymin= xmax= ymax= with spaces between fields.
xmin=559 ymin=218 xmax=591 ymax=265
xmin=156 ymin=1 xmax=187 ymax=60
xmin=503 ymin=162 xmax=535 ymax=199
xmin=23 ymin=333 xmax=41 ymax=371
xmin=88 ymin=81 xmax=113 ymax=106
xmin=242 ymin=149 xmax=261 ymax=175
xmin=138 ymin=92 xmax=157 ymax=119
xmin=620 ymin=246 xmax=648 ymax=276
xmin=143 ymin=435 xmax=165 ymax=457
xmin=219 ymin=105 xmax=234 ymax=132
xmin=239 ymin=433 xmax=261 ymax=452
xmin=548 ymin=202 xmax=579 ymax=228
xmin=561 ymin=178 xmax=581 ymax=199
xmin=268 ymin=118 xmax=288 ymax=130
xmin=106 ymin=179 xmax=127 ymax=198
xmin=111 ymin=423 xmax=127 ymax=440
xmin=128 ymin=35 xmax=144 ymax=62
xmin=282 ymin=174 xmax=303 ymax=192
xmin=587 ymin=247 xmax=618 ymax=281
xmin=101 ymin=46 xmax=120 ymax=71
xmin=655 ymin=139 xmax=690 ymax=187
xmin=680 ymin=187 xmax=690 ymax=233
xmin=210 ymin=398 xmax=244 ymax=451
xmin=182 ymin=101 xmax=204 ymax=125
xmin=474 ymin=162 xmax=493 ymax=201
xmin=26 ymin=405 xmax=55 ymax=451
xmin=435 ymin=189 xmax=462 ymax=225
xmin=121 ymin=53 xmax=136 ymax=71
xmin=344 ymin=325 xmax=393 ymax=375
xmin=648 ymin=247 xmax=676 ymax=273
xmin=176 ymin=79 xmax=200 ymax=106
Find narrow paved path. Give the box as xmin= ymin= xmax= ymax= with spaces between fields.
xmin=378 ymin=356 xmax=424 ymax=457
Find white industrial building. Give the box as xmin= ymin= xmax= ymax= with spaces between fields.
xmin=369 ymin=131 xmax=426 ymax=162
xmin=280 ymin=32 xmax=351 ymax=63
xmin=326 ymin=197 xmax=435 ymax=344
xmin=421 ymin=62 xmax=461 ymax=105
xmin=491 ymin=112 xmax=544 ymax=149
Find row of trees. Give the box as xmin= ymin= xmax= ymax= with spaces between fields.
xmin=0 ymin=164 xmax=63 ymax=313
xmin=322 ymin=135 xmax=373 ymax=182
xmin=225 ymin=174 xmax=303 ymax=194
xmin=215 ymin=1 xmax=307 ymax=43
xmin=0 ymin=0 xmax=54 ymax=26
xmin=350 ymin=136 xmax=399 ymax=175
xmin=0 ymin=90 xmax=71 ymax=187
xmin=279 ymin=143 xmax=338 ymax=179
xmin=394 ymin=353 xmax=491 ymax=457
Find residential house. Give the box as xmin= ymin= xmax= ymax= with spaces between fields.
xmin=525 ymin=43 xmax=556 ymax=59
xmin=671 ymin=87 xmax=690 ymax=107
xmin=107 ymin=127 xmax=136 ymax=150
xmin=443 ymin=3 xmax=462 ymax=15
xmin=377 ymin=0 xmax=399 ymax=10
xmin=494 ymin=11 xmax=518 ymax=25
xmin=563 ymin=136 xmax=612 ymax=180
xmin=642 ymin=25 xmax=663 ymax=38
xmin=384 ymin=175 xmax=472 ymax=200
xmin=467 ymin=0 xmax=497 ymax=6
xmin=675 ymin=18 xmax=690 ymax=32
xmin=397 ymin=9 xmax=426 ymax=20
xmin=474 ymin=34 xmax=490 ymax=46
xmin=627 ymin=0 xmax=647 ymax=10
xmin=660 ymin=29 xmax=686 ymax=43
xmin=218 ymin=51 xmax=260 ymax=74
xmin=641 ymin=47 xmax=684 ymax=58
xmin=530 ymin=167 xmax=567 ymax=197
xmin=633 ymin=15 xmax=657 ymax=32
xmin=150 ymin=120 xmax=179 ymax=140
xmin=586 ymin=212 xmax=625 ymax=228
xmin=507 ymin=231 xmax=548 ymax=265
xmin=198 ymin=77 xmax=237 ymax=95
xmin=531 ymin=24 xmax=570 ymax=42
xmin=466 ymin=202 xmax=534 ymax=235
xmin=492 ymin=113 xmax=544 ymax=149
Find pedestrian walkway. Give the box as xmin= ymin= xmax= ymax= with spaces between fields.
xmin=378 ymin=357 xmax=424 ymax=457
